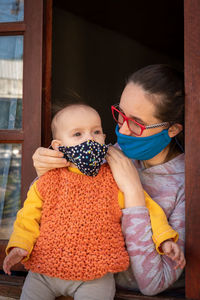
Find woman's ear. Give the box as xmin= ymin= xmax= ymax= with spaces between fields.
xmin=51 ymin=139 xmax=62 ymax=151
xmin=168 ymin=124 xmax=183 ymax=138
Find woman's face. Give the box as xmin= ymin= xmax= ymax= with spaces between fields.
xmin=119 ymin=82 xmax=167 ymax=137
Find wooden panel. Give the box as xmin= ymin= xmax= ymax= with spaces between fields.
xmin=56 ymin=297 xmax=73 ymax=300
xmin=21 ymin=0 xmax=43 ymax=202
xmin=115 ymin=290 xmax=186 ymax=300
xmin=0 ymin=130 xmax=23 ymax=141
xmin=48 ymin=290 xmax=188 ymax=300
xmin=54 ymin=289 xmax=187 ymax=300
xmin=184 ymin=0 xmax=200 ymax=299
xmin=0 ymin=22 xmax=26 ymax=34
xmin=42 ymin=0 xmax=53 ymax=147
xmin=0 ymin=274 xmax=25 ymax=299
xmin=0 ymin=284 xmax=187 ymax=300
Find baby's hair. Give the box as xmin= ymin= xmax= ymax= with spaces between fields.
xmin=51 ymin=102 xmax=99 ymax=139
xmin=51 ymin=89 xmax=84 ymax=117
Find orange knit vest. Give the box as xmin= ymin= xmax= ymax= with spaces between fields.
xmin=23 ymin=164 xmax=129 ymax=281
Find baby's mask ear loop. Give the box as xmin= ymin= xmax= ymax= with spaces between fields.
xmin=107 ymin=143 xmax=113 ymax=147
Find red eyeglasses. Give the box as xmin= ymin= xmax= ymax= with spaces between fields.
xmin=111 ymin=104 xmax=169 ymax=136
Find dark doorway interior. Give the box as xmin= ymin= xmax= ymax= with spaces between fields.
xmin=52 ymin=0 xmax=184 ymax=144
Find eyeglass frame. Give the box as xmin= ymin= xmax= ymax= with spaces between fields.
xmin=111 ymin=104 xmax=169 ymax=136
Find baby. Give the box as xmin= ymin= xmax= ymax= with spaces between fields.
xmin=3 ymin=104 xmax=185 ymax=300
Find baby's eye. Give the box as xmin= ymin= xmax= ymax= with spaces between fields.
xmin=74 ymin=132 xmax=81 ymax=137
xmin=94 ymin=130 xmax=101 ymax=134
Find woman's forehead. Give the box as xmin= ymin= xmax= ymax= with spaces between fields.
xmin=119 ymin=83 xmax=159 ymax=122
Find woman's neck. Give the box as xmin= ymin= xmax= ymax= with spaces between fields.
xmin=142 ymin=145 xmax=181 ymax=168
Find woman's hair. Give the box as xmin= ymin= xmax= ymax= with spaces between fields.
xmin=128 ymin=64 xmax=185 ymax=156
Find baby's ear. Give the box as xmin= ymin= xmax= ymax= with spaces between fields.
xmin=51 ymin=139 xmax=62 ymax=151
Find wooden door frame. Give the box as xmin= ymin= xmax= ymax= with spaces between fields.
xmin=22 ymin=0 xmax=43 ymax=200
xmin=42 ymin=0 xmax=53 ymax=148
xmin=184 ymin=0 xmax=200 ymax=299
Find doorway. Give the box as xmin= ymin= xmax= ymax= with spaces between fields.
xmin=51 ymin=0 xmax=184 ymax=145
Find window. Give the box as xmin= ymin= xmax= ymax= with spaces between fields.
xmin=0 ymin=0 xmax=43 ymax=271
xmin=0 ymin=34 xmax=23 ymax=240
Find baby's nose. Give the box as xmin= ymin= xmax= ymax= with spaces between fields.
xmin=85 ymin=132 xmax=94 ymax=140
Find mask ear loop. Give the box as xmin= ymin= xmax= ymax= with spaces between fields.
xmin=168 ymin=121 xmax=184 ymax=153
xmin=175 ymin=136 xmax=184 ymax=153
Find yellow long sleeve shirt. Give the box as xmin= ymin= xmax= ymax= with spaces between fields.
xmin=6 ymin=166 xmax=178 ymax=261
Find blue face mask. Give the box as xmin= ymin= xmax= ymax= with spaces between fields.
xmin=115 ymin=125 xmax=171 ymax=160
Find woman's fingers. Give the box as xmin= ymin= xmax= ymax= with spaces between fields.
xmin=106 ymin=145 xmax=145 ymax=208
xmin=106 ymin=147 xmax=132 ymax=167
xmin=107 ymin=146 xmax=127 ymax=160
xmin=32 ymin=147 xmax=69 ymax=176
xmin=34 ymin=155 xmax=67 ymax=166
xmin=33 ymin=147 xmax=63 ymax=161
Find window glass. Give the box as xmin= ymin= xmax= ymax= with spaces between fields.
xmin=0 ymin=0 xmax=24 ymax=23
xmin=0 ymin=35 xmax=23 ymax=129
xmin=0 ymin=143 xmax=21 ymax=239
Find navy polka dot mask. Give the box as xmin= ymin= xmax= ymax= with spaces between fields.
xmin=59 ymin=140 xmax=109 ymax=177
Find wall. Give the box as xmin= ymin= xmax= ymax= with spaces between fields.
xmin=52 ymin=7 xmax=183 ymax=143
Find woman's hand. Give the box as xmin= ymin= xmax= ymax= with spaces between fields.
xmin=32 ymin=147 xmax=69 ymax=177
xmin=106 ymin=146 xmax=145 ymax=208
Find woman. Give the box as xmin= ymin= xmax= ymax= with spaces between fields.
xmin=32 ymin=64 xmax=185 ymax=295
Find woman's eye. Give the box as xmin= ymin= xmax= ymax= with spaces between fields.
xmin=74 ymin=132 xmax=81 ymax=137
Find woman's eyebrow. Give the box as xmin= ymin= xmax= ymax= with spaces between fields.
xmin=119 ymin=105 xmax=145 ymax=124
xmin=129 ymin=115 xmax=145 ymax=124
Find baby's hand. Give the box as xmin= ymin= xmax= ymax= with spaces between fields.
xmin=161 ymin=240 xmax=186 ymax=270
xmin=3 ymin=247 xmax=28 ymax=275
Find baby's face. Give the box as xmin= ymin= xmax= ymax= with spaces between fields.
xmin=54 ymin=105 xmax=105 ymax=147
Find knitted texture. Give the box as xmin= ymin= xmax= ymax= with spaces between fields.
xmin=23 ymin=164 xmax=129 ymax=281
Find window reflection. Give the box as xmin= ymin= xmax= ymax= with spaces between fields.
xmin=0 ymin=0 xmax=24 ymax=23
xmin=0 ymin=144 xmax=21 ymax=239
xmin=0 ymin=36 xmax=23 ymax=129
